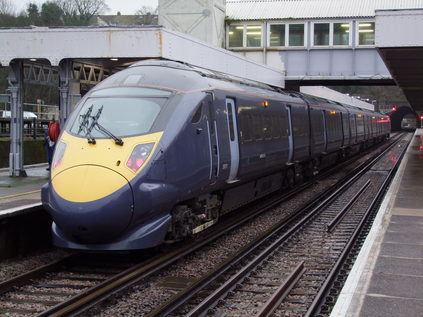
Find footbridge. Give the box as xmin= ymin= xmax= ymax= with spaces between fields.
xmin=0 ymin=26 xmax=284 ymax=176
xmin=225 ymin=0 xmax=422 ymax=89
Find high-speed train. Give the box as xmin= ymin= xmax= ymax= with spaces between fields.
xmin=41 ymin=60 xmax=390 ymax=250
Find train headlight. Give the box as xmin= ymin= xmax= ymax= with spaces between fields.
xmin=52 ymin=141 xmax=67 ymax=170
xmin=126 ymin=143 xmax=154 ymax=172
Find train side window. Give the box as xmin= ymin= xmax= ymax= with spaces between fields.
xmin=191 ymin=105 xmax=202 ymax=124
xmin=285 ymin=108 xmax=291 ymax=136
xmin=245 ymin=114 xmax=253 ymax=142
xmin=253 ymin=113 xmax=263 ymax=141
xmin=208 ymin=100 xmax=215 ymax=135
xmin=238 ymin=111 xmax=252 ymax=143
xmin=226 ymin=102 xmax=235 ymax=141
xmin=264 ymin=114 xmax=272 ymax=140
xmin=272 ymin=115 xmax=281 ymax=139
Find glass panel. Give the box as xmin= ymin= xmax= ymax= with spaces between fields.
xmin=70 ymin=97 xmax=165 ymax=137
xmin=313 ymin=23 xmax=329 ymax=46
xmin=333 ymin=23 xmax=350 ymax=45
xmin=91 ymin=87 xmax=171 ymax=97
xmin=289 ymin=24 xmax=304 ymax=46
xmin=246 ymin=25 xmax=262 ymax=47
xmin=269 ymin=24 xmax=285 ymax=46
xmin=358 ymin=22 xmax=375 ymax=45
xmin=227 ymin=102 xmax=235 ymax=141
xmin=228 ymin=25 xmax=243 ymax=47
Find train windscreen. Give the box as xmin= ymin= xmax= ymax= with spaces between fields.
xmin=69 ymin=87 xmax=171 ymax=138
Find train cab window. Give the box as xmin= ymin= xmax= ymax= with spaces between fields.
xmin=69 ymin=87 xmax=169 ymax=138
xmin=191 ymin=105 xmax=202 ymax=124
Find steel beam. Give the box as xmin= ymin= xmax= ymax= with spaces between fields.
xmin=8 ymin=61 xmax=26 ymax=177
xmin=23 ymin=62 xmax=59 ymax=87
xmin=58 ymin=60 xmax=74 ymax=126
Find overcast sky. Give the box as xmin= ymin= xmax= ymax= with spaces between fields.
xmin=12 ymin=0 xmax=159 ymax=15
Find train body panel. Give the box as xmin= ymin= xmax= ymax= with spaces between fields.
xmin=41 ymin=60 xmax=390 ymax=251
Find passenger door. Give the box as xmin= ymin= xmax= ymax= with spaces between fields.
xmin=225 ymin=98 xmax=239 ymax=182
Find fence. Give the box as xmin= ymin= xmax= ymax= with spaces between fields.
xmin=0 ymin=102 xmax=59 ymax=139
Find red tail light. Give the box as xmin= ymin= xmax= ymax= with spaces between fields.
xmin=126 ymin=143 xmax=154 ymax=172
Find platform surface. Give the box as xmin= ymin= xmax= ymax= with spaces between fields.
xmin=0 ymin=164 xmax=49 ymax=215
xmin=331 ymin=129 xmax=423 ymax=316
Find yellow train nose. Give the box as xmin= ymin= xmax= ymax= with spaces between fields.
xmin=49 ymin=165 xmax=134 ymax=243
xmin=52 ymin=165 xmax=129 ymax=202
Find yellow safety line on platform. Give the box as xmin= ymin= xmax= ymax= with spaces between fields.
xmin=0 ymin=190 xmax=41 ymax=200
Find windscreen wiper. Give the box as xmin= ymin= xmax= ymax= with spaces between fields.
xmin=78 ymin=105 xmax=96 ymax=144
xmin=78 ymin=105 xmax=93 ymax=134
xmin=94 ymin=122 xmax=124 ymax=146
xmin=87 ymin=106 xmax=124 ymax=146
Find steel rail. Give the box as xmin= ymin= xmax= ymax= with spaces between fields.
xmin=326 ymin=179 xmax=371 ymax=232
xmin=255 ymin=262 xmax=306 ymax=317
xmin=0 ymin=135 xmax=400 ymax=316
xmin=0 ymin=254 xmax=79 ymax=295
xmin=139 ymin=135 xmax=405 ymax=317
xmin=183 ymin=136 xmax=407 ymax=316
xmin=304 ymin=134 xmax=411 ymax=317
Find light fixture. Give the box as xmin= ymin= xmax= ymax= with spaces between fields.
xmin=110 ymin=58 xmax=119 ymax=61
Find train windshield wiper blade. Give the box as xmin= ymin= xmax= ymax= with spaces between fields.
xmin=78 ymin=105 xmax=96 ymax=144
xmin=78 ymin=105 xmax=93 ymax=134
xmin=94 ymin=122 xmax=124 ymax=146
xmin=87 ymin=106 xmax=124 ymax=146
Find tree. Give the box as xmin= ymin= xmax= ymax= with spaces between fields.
xmin=136 ymin=5 xmax=158 ymax=15
xmin=136 ymin=5 xmax=157 ymax=25
xmin=27 ymin=3 xmax=40 ymax=25
xmin=0 ymin=0 xmax=14 ymax=15
xmin=55 ymin=0 xmax=108 ymax=25
xmin=41 ymin=2 xmax=64 ymax=26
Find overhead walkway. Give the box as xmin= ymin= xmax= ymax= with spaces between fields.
xmin=0 ymin=26 xmax=285 ymax=176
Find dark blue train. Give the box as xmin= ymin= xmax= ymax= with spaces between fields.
xmin=41 ymin=60 xmax=390 ymax=250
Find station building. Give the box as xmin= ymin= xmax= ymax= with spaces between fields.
xmin=222 ymin=0 xmax=422 ymax=86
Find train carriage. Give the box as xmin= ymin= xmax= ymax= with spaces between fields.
xmin=42 ymin=60 xmax=390 ymax=251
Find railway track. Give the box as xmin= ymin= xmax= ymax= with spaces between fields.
xmin=145 ymin=133 xmax=410 ymax=316
xmin=0 ymin=134 xmax=407 ymax=316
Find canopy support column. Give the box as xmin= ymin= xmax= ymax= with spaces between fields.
xmin=8 ymin=61 xmax=26 ymax=177
xmin=58 ymin=60 xmax=73 ymax=127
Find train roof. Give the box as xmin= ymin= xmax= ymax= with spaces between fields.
xmin=96 ymin=60 xmax=383 ymax=115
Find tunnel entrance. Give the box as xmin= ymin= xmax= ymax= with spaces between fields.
xmin=389 ymin=106 xmax=419 ymax=131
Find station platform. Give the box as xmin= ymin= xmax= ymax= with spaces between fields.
xmin=331 ymin=129 xmax=423 ymax=316
xmin=0 ymin=163 xmax=49 ymax=216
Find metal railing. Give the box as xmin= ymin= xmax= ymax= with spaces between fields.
xmin=0 ymin=101 xmax=59 ymax=139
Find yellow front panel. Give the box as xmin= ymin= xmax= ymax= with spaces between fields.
xmin=51 ymin=131 xmax=163 ymax=201
xmin=52 ymin=165 xmax=129 ymax=202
